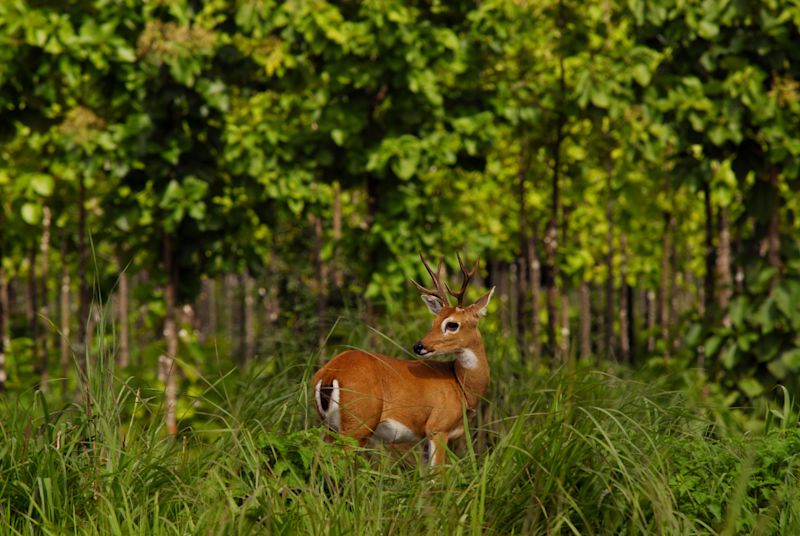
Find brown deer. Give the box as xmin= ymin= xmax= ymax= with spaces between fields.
xmin=312 ymin=254 xmax=494 ymax=466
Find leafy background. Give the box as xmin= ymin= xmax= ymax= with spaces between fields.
xmin=1 ymin=0 xmax=800 ymax=533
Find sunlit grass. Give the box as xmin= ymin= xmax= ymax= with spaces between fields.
xmin=1 ymin=311 xmax=799 ymax=534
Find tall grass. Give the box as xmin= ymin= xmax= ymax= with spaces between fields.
xmin=1 ymin=311 xmax=799 ymax=534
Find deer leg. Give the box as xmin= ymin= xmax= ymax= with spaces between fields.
xmin=426 ymin=432 xmax=448 ymax=468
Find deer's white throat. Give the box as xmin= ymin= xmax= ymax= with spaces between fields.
xmin=456 ymin=348 xmax=478 ymax=369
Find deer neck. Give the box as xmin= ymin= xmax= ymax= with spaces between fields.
xmin=454 ymin=337 xmax=489 ymax=410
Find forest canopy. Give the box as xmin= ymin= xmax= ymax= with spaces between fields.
xmin=1 ymin=0 xmax=800 ymax=426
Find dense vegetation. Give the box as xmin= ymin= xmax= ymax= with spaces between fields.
xmin=1 ymin=0 xmax=800 ymax=532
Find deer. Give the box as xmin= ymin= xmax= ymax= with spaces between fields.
xmin=311 ymin=253 xmax=494 ymax=467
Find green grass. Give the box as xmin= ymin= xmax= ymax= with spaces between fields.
xmin=1 ymin=320 xmax=800 ymax=534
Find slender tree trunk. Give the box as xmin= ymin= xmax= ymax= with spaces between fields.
xmin=544 ymin=161 xmax=561 ymax=358
xmin=716 ymin=206 xmax=732 ymax=326
xmin=0 ymin=224 xmax=7 ymax=392
xmin=627 ymin=281 xmax=635 ymax=364
xmin=604 ymin=172 xmax=614 ymax=359
xmin=517 ymin=143 xmax=530 ymax=356
xmin=332 ymin=181 xmax=343 ymax=290
xmin=117 ymin=253 xmax=130 ymax=368
xmin=77 ymin=175 xmax=89 ymax=371
xmin=265 ymin=253 xmax=281 ymax=323
xmin=545 ymin=47 xmax=566 ymax=362
xmin=27 ymin=244 xmax=41 ymax=379
xmin=240 ymin=271 xmax=255 ymax=364
xmin=767 ymin=167 xmax=781 ymax=290
xmin=646 ymin=288 xmax=656 ymax=353
xmin=579 ymin=280 xmax=591 ymax=359
xmin=528 ymin=233 xmax=542 ymax=362
xmin=38 ymin=207 xmax=52 ymax=390
xmin=59 ymin=234 xmax=71 ymax=395
xmin=560 ymin=290 xmax=570 ymax=362
xmin=134 ymin=271 xmax=149 ymax=367
xmin=223 ymin=273 xmax=236 ymax=348
xmin=312 ymin=214 xmax=328 ymax=351
xmin=659 ymin=214 xmax=673 ymax=362
xmin=162 ymin=233 xmax=179 ymax=436
xmin=670 ymin=238 xmax=680 ymax=352
xmin=619 ymin=235 xmax=630 ymax=364
xmin=702 ymin=181 xmax=715 ymax=320
xmin=200 ymin=277 xmax=217 ymax=342
xmin=493 ymin=262 xmax=511 ymax=338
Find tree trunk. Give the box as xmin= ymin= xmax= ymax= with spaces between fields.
xmin=265 ymin=253 xmax=281 ymax=324
xmin=38 ymin=206 xmax=51 ymax=390
xmin=702 ymin=181 xmax=715 ymax=321
xmin=240 ymin=270 xmax=255 ymax=364
xmin=626 ymin=281 xmax=635 ymax=364
xmin=200 ymin=277 xmax=217 ymax=342
xmin=544 ymin=175 xmax=561 ymax=359
xmin=560 ymin=290 xmax=570 ymax=362
xmin=0 ymin=227 xmax=7 ymax=392
xmin=134 ymin=271 xmax=149 ymax=367
xmin=117 ymin=253 xmax=130 ymax=368
xmin=59 ymin=235 xmax=71 ymax=396
xmin=332 ymin=181 xmax=343 ymax=290
xmin=767 ymin=167 xmax=781 ymax=290
xmin=77 ymin=175 xmax=89 ymax=372
xmin=493 ymin=261 xmax=511 ymax=338
xmin=528 ymin=233 xmax=542 ymax=362
xmin=27 ymin=244 xmax=41 ymax=380
xmin=312 ymin=213 xmax=328 ymax=351
xmin=619 ymin=235 xmax=630 ymax=364
xmin=579 ymin=280 xmax=591 ymax=359
xmin=604 ymin=175 xmax=614 ymax=359
xmin=517 ymin=143 xmax=530 ymax=356
xmin=162 ymin=233 xmax=179 ymax=436
xmin=223 ymin=273 xmax=236 ymax=348
xmin=646 ymin=288 xmax=656 ymax=353
xmin=544 ymin=48 xmax=566 ymax=362
xmin=716 ymin=206 xmax=732 ymax=326
xmin=659 ymin=214 xmax=673 ymax=362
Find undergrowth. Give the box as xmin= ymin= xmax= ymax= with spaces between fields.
xmin=0 ymin=319 xmax=799 ymax=534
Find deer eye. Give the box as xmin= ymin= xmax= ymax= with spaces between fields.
xmin=445 ymin=322 xmax=460 ymax=332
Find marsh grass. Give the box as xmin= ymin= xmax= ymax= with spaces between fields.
xmin=1 ymin=309 xmax=799 ymax=534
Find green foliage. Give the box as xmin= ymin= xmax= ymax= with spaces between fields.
xmin=689 ymin=273 xmax=800 ymax=409
xmin=2 ymin=333 xmax=799 ymax=534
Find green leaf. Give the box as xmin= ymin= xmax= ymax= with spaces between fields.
xmin=331 ymin=129 xmax=345 ymax=146
xmin=773 ymin=286 xmax=794 ymax=319
xmin=768 ymin=360 xmax=788 ymax=380
xmin=30 ymin=174 xmax=54 ymax=196
xmin=697 ymin=20 xmax=719 ymax=39
xmin=704 ymin=335 xmax=723 ymax=358
xmin=721 ymin=344 xmax=738 ymax=370
xmin=21 ymin=203 xmax=42 ymax=225
xmin=737 ymin=377 xmax=764 ymax=398
xmin=591 ymin=89 xmax=610 ymax=108
xmin=780 ymin=348 xmax=800 ymax=371
xmin=631 ymin=64 xmax=651 ymax=86
xmin=729 ymin=296 xmax=746 ymax=327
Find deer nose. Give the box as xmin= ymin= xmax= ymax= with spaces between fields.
xmin=413 ymin=342 xmax=426 ymax=355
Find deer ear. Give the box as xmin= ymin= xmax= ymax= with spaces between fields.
xmin=421 ymin=295 xmax=444 ymax=315
xmin=471 ymin=287 xmax=495 ymax=317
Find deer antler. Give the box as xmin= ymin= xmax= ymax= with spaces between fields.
xmin=445 ymin=253 xmax=479 ymax=307
xmin=412 ymin=253 xmax=450 ymax=306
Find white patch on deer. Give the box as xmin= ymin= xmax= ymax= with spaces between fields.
xmin=456 ymin=348 xmax=478 ymax=369
xmin=427 ymin=439 xmax=439 ymax=466
xmin=315 ymin=379 xmax=341 ymax=432
xmin=373 ymin=419 xmax=421 ymax=443
xmin=448 ymin=425 xmax=464 ymax=440
xmin=440 ymin=316 xmax=460 ymax=335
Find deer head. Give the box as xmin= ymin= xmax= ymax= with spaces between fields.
xmin=412 ymin=253 xmax=494 ymax=357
